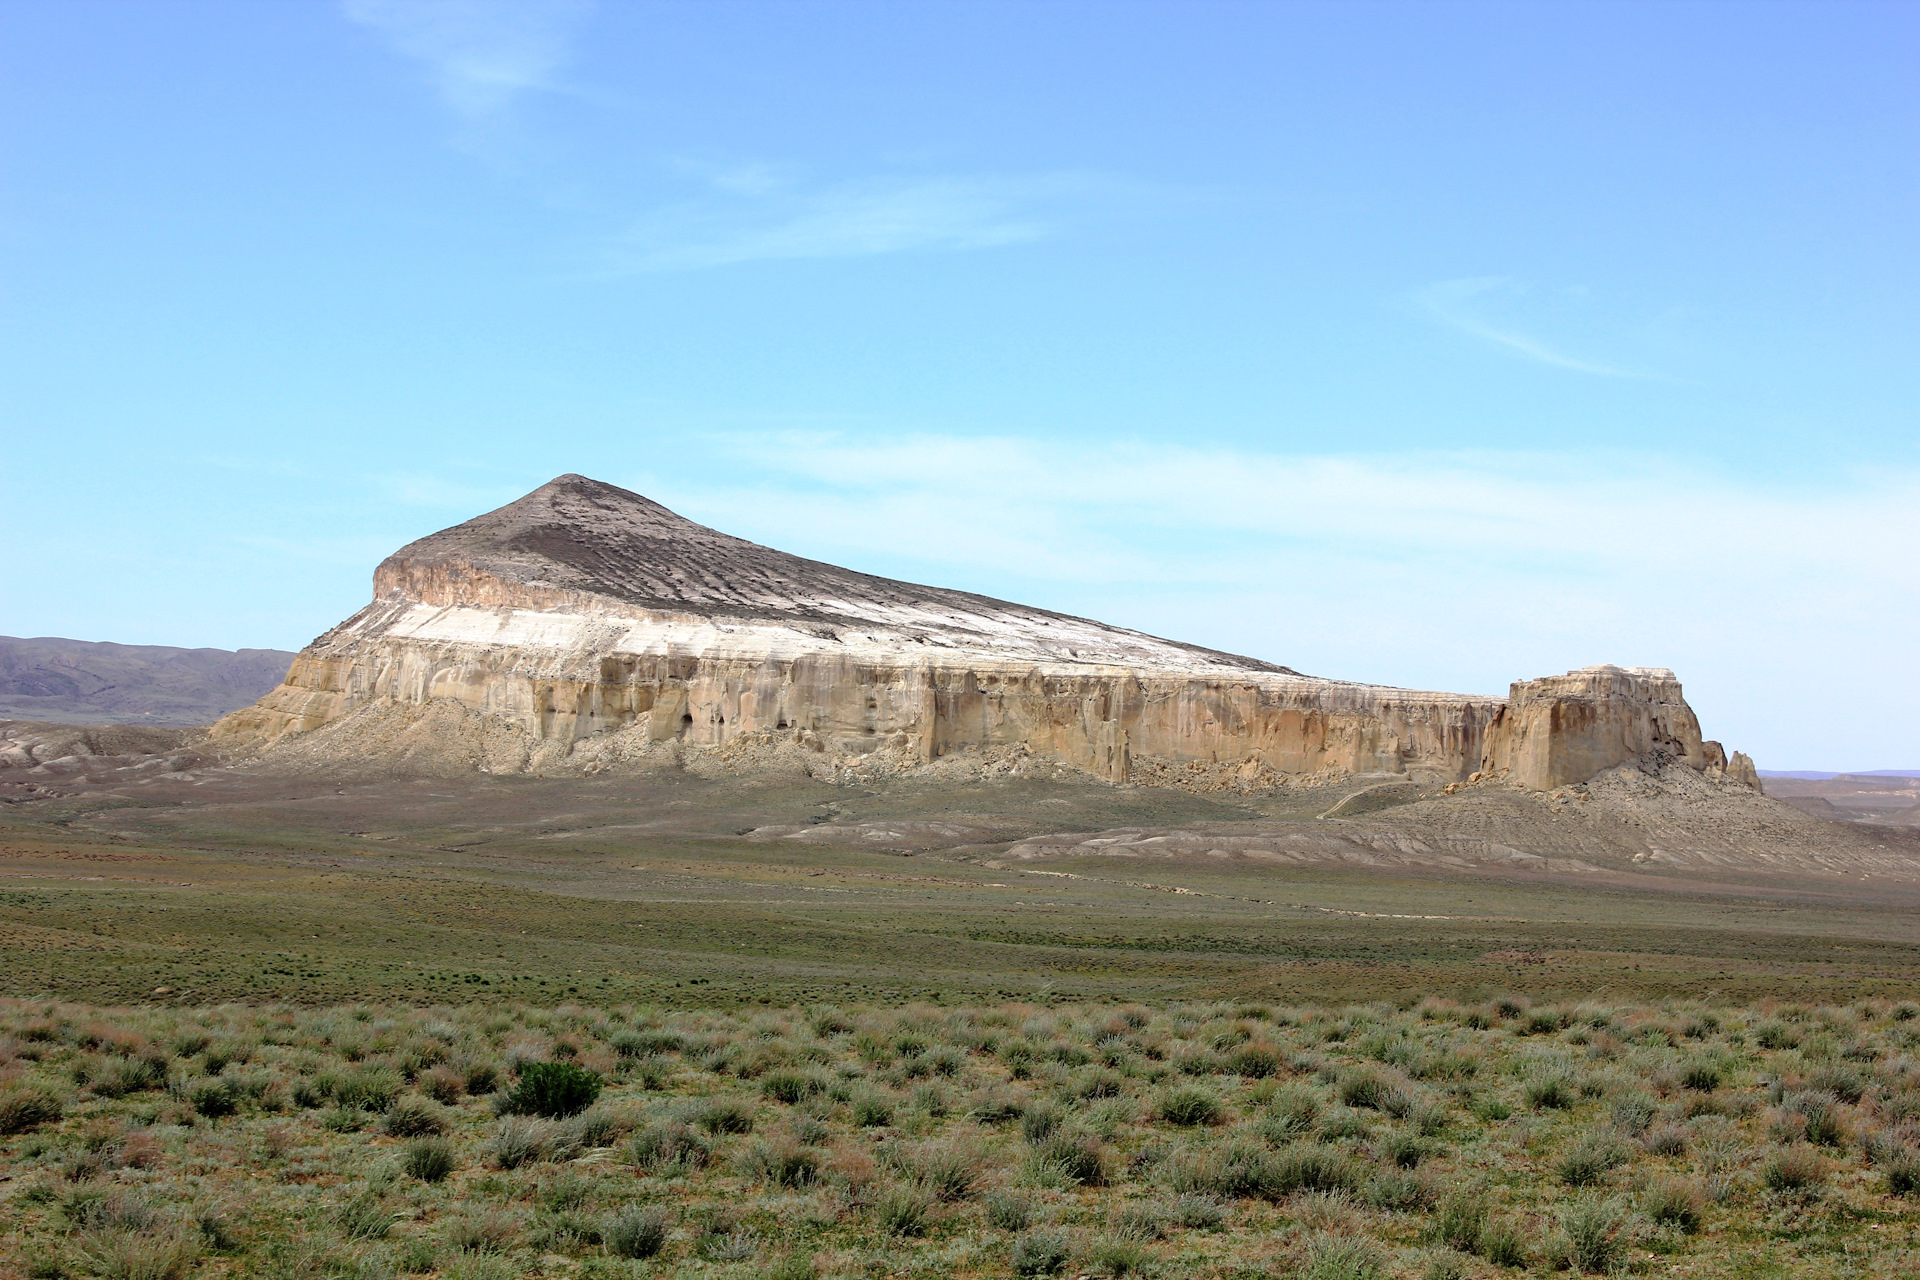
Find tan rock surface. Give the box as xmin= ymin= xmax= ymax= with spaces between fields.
xmin=212 ymin=475 xmax=1752 ymax=792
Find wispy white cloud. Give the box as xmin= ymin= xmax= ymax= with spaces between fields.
xmin=604 ymin=171 xmax=1108 ymax=272
xmin=621 ymin=433 xmax=1920 ymax=766
xmin=343 ymin=0 xmax=591 ymax=116
xmin=1417 ymin=276 xmax=1650 ymax=378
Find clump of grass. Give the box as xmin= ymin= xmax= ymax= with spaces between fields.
xmin=1300 ymin=1232 xmax=1385 ymax=1280
xmin=738 ymin=1137 xmax=820 ymax=1188
xmin=338 ymin=1190 xmax=398 ymax=1241
xmin=0 ymin=1084 xmax=63 ymax=1134
xmin=1429 ymin=1191 xmax=1487 ymax=1252
xmin=1157 ymin=1085 xmax=1222 ymax=1127
xmin=184 ymin=1077 xmax=239 ymax=1118
xmin=1645 ymin=1177 xmax=1704 ymax=1232
xmin=694 ymin=1095 xmax=755 ymax=1134
xmin=402 ymin=1137 xmax=456 ymax=1182
xmin=1011 ymin=1227 xmax=1072 ymax=1276
xmin=1763 ymin=1145 xmax=1828 ymax=1190
xmin=1680 ymin=1059 xmax=1723 ymax=1091
xmin=486 ymin=1116 xmax=552 ymax=1169
xmin=1885 ymin=1150 xmax=1920 ymax=1196
xmin=874 ymin=1184 xmax=933 ymax=1236
xmin=383 ymin=1095 xmax=450 ymax=1137
xmin=985 ymin=1191 xmax=1033 ymax=1231
xmin=1556 ymin=1134 xmax=1628 ymax=1186
xmin=1556 ymin=1196 xmax=1624 ymax=1272
xmin=1031 ymin=1130 xmax=1106 ymax=1186
xmin=1522 ymin=1069 xmax=1577 ymax=1111
xmin=73 ymin=1226 xmax=200 ymax=1280
xmin=604 ymin=1205 xmax=670 ymax=1258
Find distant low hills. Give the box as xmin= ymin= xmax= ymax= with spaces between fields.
xmin=0 ymin=636 xmax=295 ymax=726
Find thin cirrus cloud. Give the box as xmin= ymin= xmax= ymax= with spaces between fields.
xmin=600 ymin=172 xmax=1101 ymax=272
xmin=623 ymin=433 xmax=1920 ymax=761
xmin=1416 ymin=276 xmax=1651 ymax=378
xmin=342 ymin=0 xmax=591 ymax=116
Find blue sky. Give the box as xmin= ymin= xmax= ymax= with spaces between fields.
xmin=2 ymin=1 xmax=1916 ymax=768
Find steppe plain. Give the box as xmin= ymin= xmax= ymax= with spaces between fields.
xmin=9 ymin=733 xmax=1920 ymax=1279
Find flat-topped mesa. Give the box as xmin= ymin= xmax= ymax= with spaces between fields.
xmin=1480 ymin=665 xmax=1755 ymax=790
xmin=212 ymin=475 xmax=1754 ymax=791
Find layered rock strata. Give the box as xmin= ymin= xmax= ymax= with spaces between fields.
xmin=212 ymin=475 xmax=1752 ymax=791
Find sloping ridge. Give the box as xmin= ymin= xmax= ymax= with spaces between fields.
xmin=375 ymin=474 xmax=1294 ymax=674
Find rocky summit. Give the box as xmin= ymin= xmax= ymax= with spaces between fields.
xmin=212 ymin=474 xmax=1757 ymax=792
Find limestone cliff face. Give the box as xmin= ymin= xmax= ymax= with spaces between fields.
xmin=213 ymin=475 xmax=1749 ymax=790
xmin=1480 ymin=666 xmax=1709 ymax=790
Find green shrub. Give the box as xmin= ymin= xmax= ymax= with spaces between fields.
xmin=604 ymin=1205 xmax=670 ymax=1259
xmin=403 ymin=1137 xmax=456 ymax=1182
xmin=1754 ymin=1021 xmax=1799 ymax=1050
xmin=499 ymin=1061 xmax=601 ymax=1119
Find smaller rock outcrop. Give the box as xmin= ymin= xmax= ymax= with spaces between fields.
xmin=1481 ymin=665 xmax=1758 ymax=791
